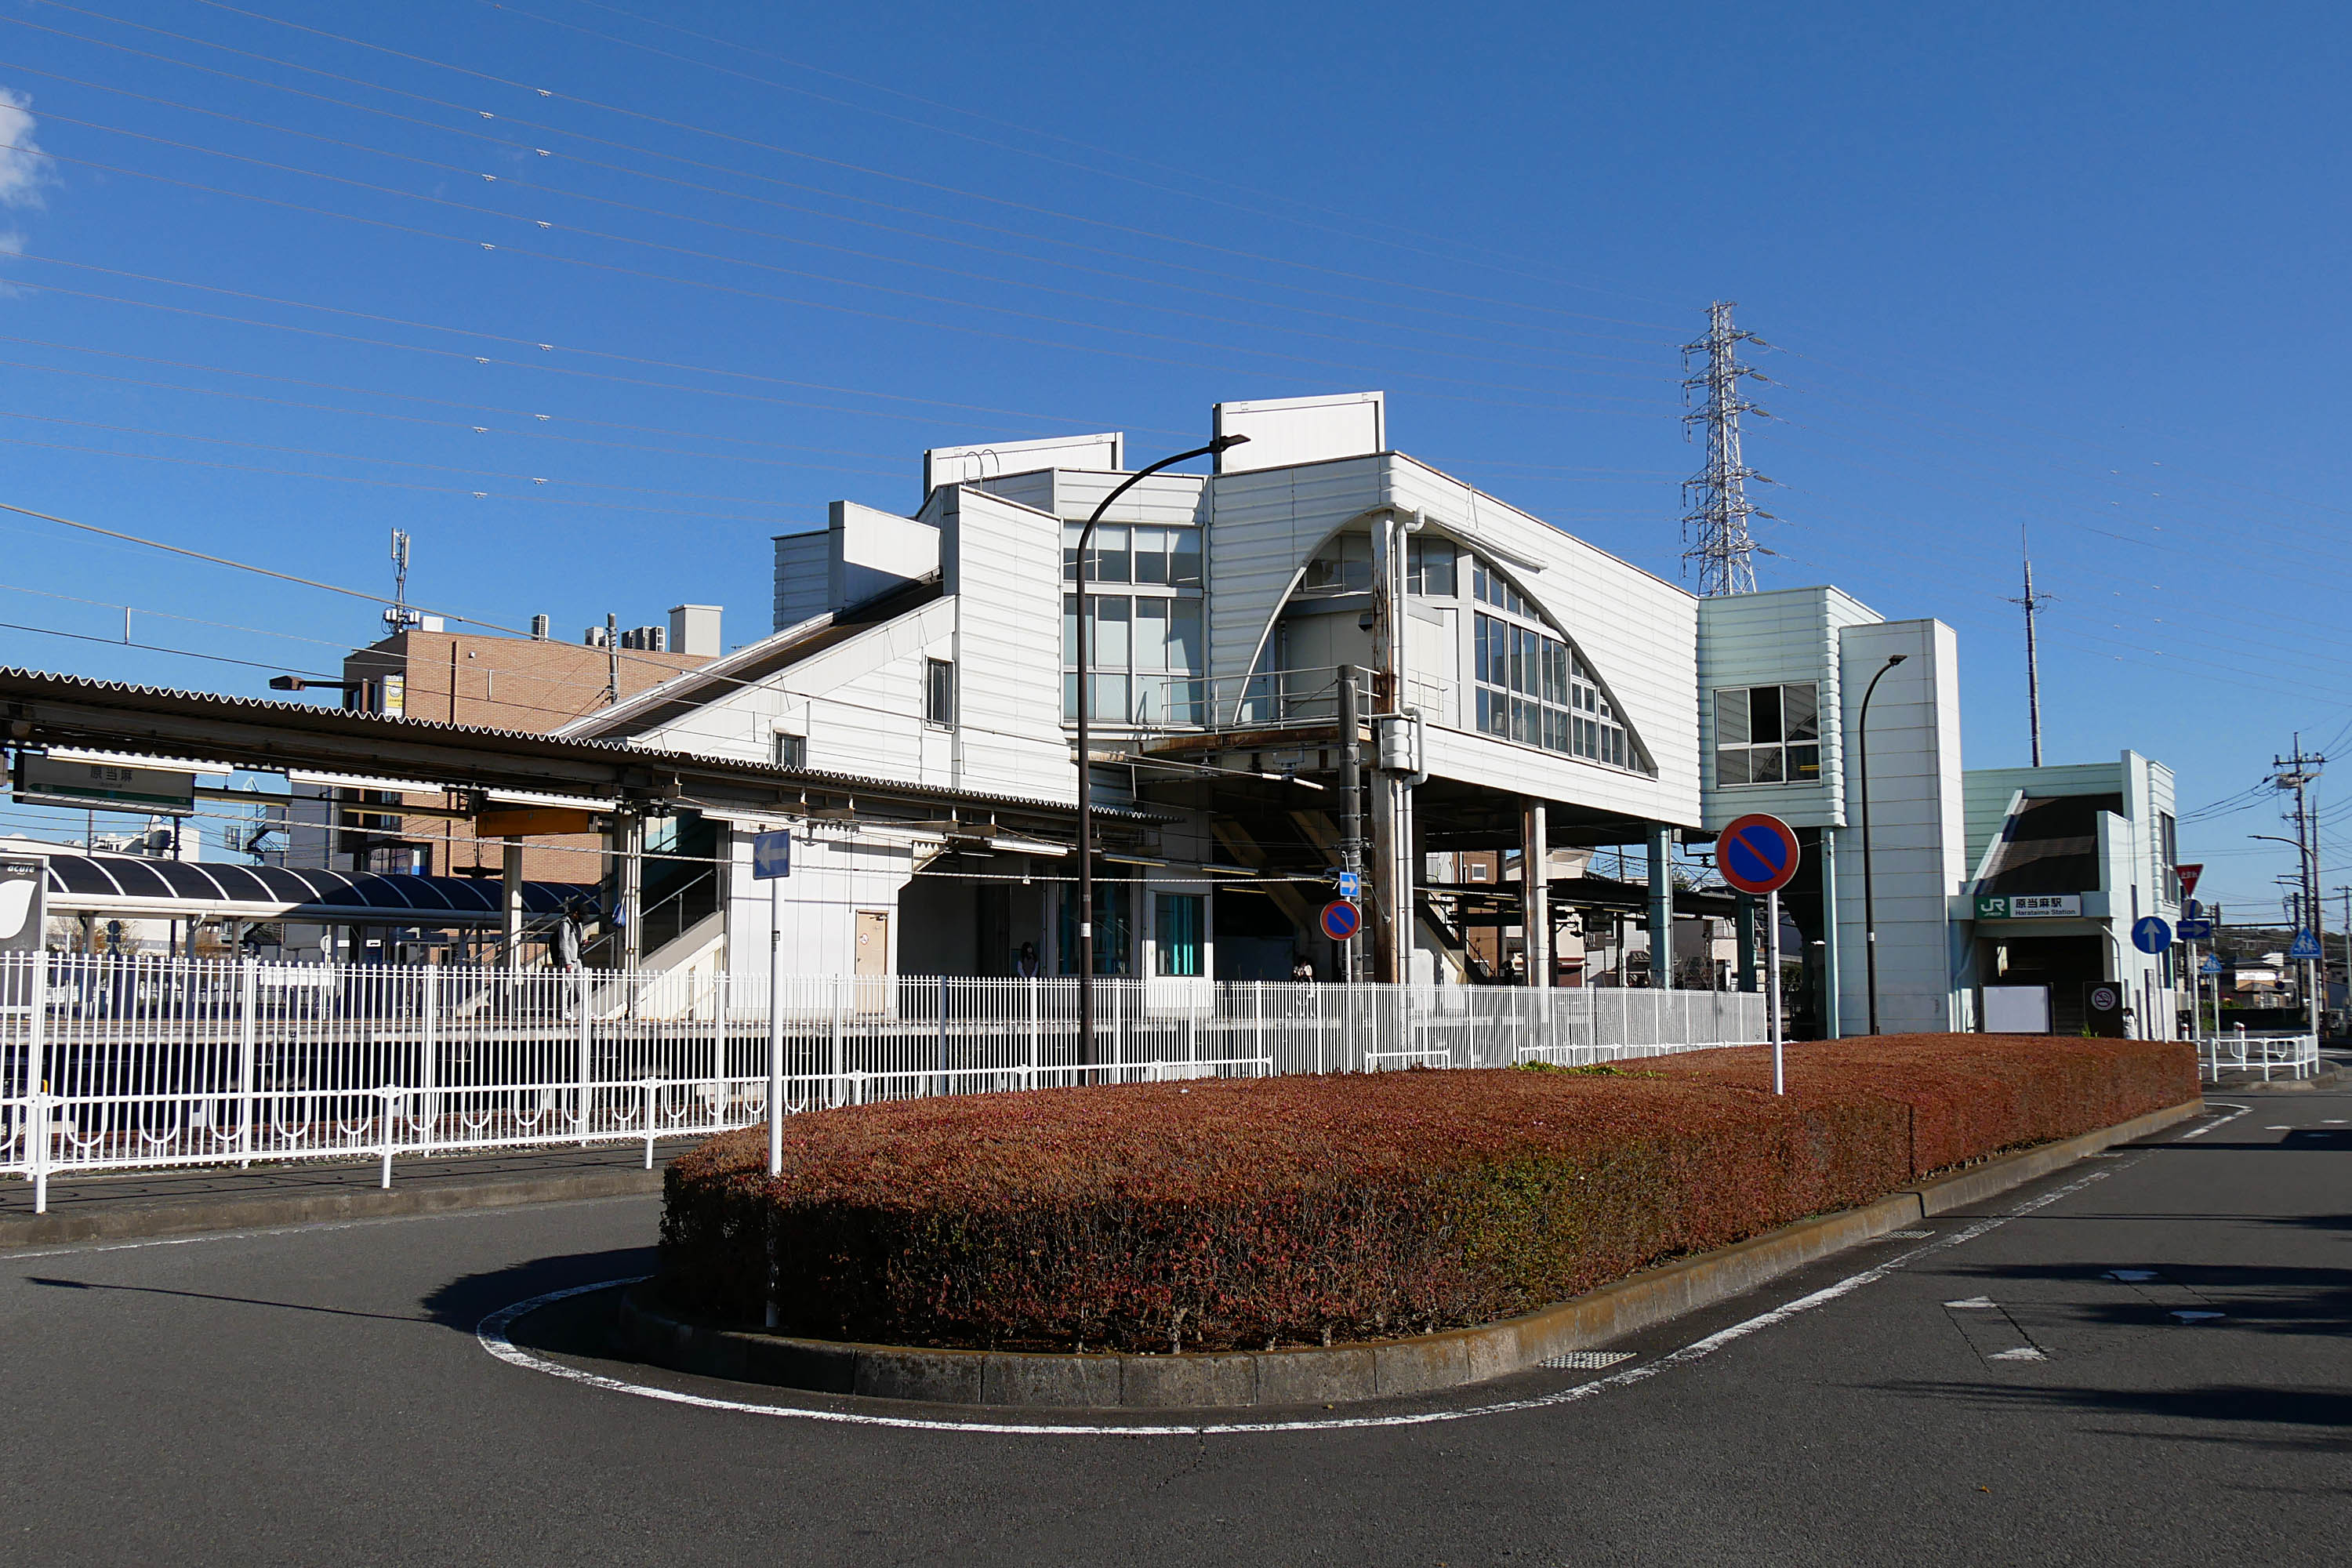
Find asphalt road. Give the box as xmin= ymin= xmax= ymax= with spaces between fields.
xmin=2 ymin=1093 xmax=2345 ymax=1567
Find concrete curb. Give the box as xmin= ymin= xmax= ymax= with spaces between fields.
xmin=2204 ymin=1065 xmax=2343 ymax=1094
xmin=0 ymin=1165 xmax=666 ymax=1250
xmin=614 ymin=1097 xmax=2209 ymax=1410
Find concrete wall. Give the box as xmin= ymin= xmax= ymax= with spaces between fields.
xmin=1830 ymin=618 xmax=1967 ymax=1035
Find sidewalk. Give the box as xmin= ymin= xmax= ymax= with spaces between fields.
xmin=0 ymin=1139 xmax=701 ymax=1250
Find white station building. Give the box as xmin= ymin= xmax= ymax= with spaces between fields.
xmin=559 ymin=392 xmax=2183 ymax=1038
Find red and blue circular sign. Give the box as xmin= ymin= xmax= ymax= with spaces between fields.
xmin=1319 ymin=898 xmax=1362 ymax=942
xmin=1715 ymin=813 xmax=1802 ymax=895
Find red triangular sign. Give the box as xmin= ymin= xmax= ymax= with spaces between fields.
xmin=2176 ymin=862 xmax=2203 ymax=898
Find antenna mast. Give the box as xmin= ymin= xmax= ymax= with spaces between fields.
xmin=2005 ymin=528 xmax=2056 ymax=765
xmin=383 ymin=528 xmax=418 ymax=634
xmin=1679 ymin=301 xmax=1774 ymax=596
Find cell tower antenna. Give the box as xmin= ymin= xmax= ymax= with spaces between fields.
xmin=383 ymin=528 xmax=419 ymax=634
xmin=2005 ymin=527 xmax=2056 ymax=765
xmin=1679 ymin=300 xmax=1776 ymax=596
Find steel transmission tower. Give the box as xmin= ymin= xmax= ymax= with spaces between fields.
xmin=1679 ymin=301 xmax=1775 ymax=596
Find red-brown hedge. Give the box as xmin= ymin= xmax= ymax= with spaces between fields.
xmin=659 ymin=1033 xmax=2194 ymax=1353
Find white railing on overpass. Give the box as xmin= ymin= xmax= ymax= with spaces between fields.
xmin=2198 ymin=1028 xmax=2319 ymax=1083
xmin=0 ymin=952 xmax=1769 ymax=1210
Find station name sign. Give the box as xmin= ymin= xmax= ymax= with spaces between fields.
xmin=1974 ymin=893 xmax=2082 ymax=920
xmin=12 ymin=753 xmax=198 ymax=816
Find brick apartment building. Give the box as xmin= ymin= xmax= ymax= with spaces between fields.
xmin=283 ymin=607 xmax=720 ymax=887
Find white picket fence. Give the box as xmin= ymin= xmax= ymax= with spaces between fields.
xmin=0 ymin=952 xmax=1769 ymax=1208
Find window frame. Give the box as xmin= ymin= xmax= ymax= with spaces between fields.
xmin=1712 ymin=681 xmax=1823 ymax=787
xmin=924 ymin=657 xmax=955 ymax=728
xmin=771 ymin=731 xmax=806 ymax=769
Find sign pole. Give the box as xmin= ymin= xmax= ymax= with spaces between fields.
xmin=1766 ymin=887 xmax=1783 ymax=1095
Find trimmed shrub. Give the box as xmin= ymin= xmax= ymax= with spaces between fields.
xmin=659 ymin=1033 xmax=2194 ymax=1353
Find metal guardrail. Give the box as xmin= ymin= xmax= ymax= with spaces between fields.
xmin=0 ymin=952 xmax=1769 ymax=1210
xmin=2198 ymin=1029 xmax=2320 ymax=1083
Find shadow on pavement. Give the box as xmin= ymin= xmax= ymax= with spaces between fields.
xmin=420 ymin=1246 xmax=656 ymax=1335
xmin=1933 ymin=1262 xmax=2352 ymax=1338
xmin=1880 ymin=1380 xmax=2352 ymax=1454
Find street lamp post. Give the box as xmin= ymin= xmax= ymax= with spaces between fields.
xmin=1858 ymin=652 xmax=1907 ymax=1035
xmin=1075 ymin=434 xmax=1248 ymax=1075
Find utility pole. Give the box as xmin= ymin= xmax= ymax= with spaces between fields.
xmin=2274 ymin=739 xmax=2325 ymax=1037
xmin=1679 ymin=301 xmax=1774 ymax=597
xmin=604 ymin=612 xmax=620 ymax=706
xmin=2005 ymin=528 xmax=2056 ymax=766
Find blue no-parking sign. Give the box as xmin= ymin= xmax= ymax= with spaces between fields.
xmin=2131 ymin=915 xmax=2172 ymax=955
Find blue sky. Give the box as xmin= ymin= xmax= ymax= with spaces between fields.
xmin=0 ymin=0 xmax=2345 ymax=909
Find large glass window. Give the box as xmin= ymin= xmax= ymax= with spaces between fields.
xmin=1067 ymin=523 xmax=1202 ymax=587
xmin=1058 ymin=880 xmax=1133 ymax=975
xmin=1714 ymin=683 xmax=1820 ymax=786
xmin=1065 ymin=593 xmax=1205 ymax=724
xmin=1472 ymin=612 xmax=1631 ymax=768
xmin=1407 ymin=536 xmax=1457 ymax=597
xmin=1154 ymin=892 xmax=1204 ymax=976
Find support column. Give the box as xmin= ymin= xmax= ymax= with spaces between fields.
xmin=618 ymin=815 xmax=644 ymax=971
xmin=1369 ymin=775 xmax=1414 ymax=984
xmin=500 ymin=837 xmax=524 ymax=970
xmin=1646 ymin=825 xmax=1673 ymax=990
xmin=1737 ymin=891 xmax=1759 ymax=993
xmin=1818 ymin=829 xmax=1842 ymax=1037
xmin=1340 ymin=668 xmax=1363 ymax=985
xmin=1521 ymin=800 xmax=1549 ymax=988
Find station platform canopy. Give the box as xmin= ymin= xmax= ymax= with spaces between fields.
xmin=32 ymin=848 xmax=594 ymax=928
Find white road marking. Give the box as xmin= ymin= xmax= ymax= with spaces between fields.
xmin=1944 ymin=1297 xmax=1998 ymax=1308
xmin=2325 ymin=1120 xmax=2346 ymax=1125
xmin=476 ymin=1161 xmax=2133 ymax=1437
xmin=2179 ymin=1103 xmax=2250 ymax=1139
xmin=1986 ymin=1346 xmax=2048 ymax=1362
xmin=2265 ymin=1126 xmax=2292 ymax=1131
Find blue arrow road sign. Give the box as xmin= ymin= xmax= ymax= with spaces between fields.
xmin=2131 ymin=915 xmax=2173 ymax=955
xmin=2174 ymin=917 xmax=2215 ymax=940
xmin=2288 ymin=928 xmax=2323 ymax=961
xmin=1335 ymin=869 xmax=1360 ymax=901
xmin=2199 ymin=953 xmax=2224 ymax=975
xmin=752 ymin=829 xmax=793 ymax=880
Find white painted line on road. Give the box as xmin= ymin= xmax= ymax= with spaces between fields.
xmin=2179 ymin=1103 xmax=2251 ymax=1139
xmin=477 ymin=1160 xmax=2134 ymax=1439
xmin=1986 ymin=1347 xmax=2047 ymax=1362
xmin=1944 ymin=1297 xmax=1997 ymax=1308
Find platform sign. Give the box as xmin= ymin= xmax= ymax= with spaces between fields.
xmin=2288 ymin=929 xmax=2323 ymax=961
xmin=1715 ymin=813 xmax=1801 ymax=896
xmin=1319 ymin=899 xmax=1361 ymax=942
xmin=1714 ymin=813 xmax=1798 ymax=1097
xmin=2176 ymin=863 xmax=2203 ymax=900
xmin=752 ymin=830 xmax=793 ymax=880
xmin=2175 ymin=917 xmax=2214 ymax=941
xmin=2131 ymin=915 xmax=2173 ymax=955
xmin=1334 ymin=869 xmax=1360 ymax=902
xmin=13 ymin=753 xmax=196 ymax=816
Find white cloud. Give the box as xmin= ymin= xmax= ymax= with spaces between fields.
xmin=0 ymin=88 xmax=54 ymax=210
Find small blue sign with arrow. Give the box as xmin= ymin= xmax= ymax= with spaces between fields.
xmin=1335 ymin=869 xmax=1360 ymax=902
xmin=752 ymin=829 xmax=793 ymax=880
xmin=2175 ymin=917 xmax=2214 ymax=941
xmin=2131 ymin=915 xmax=2173 ymax=955
xmin=2288 ymin=928 xmax=2323 ymax=961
